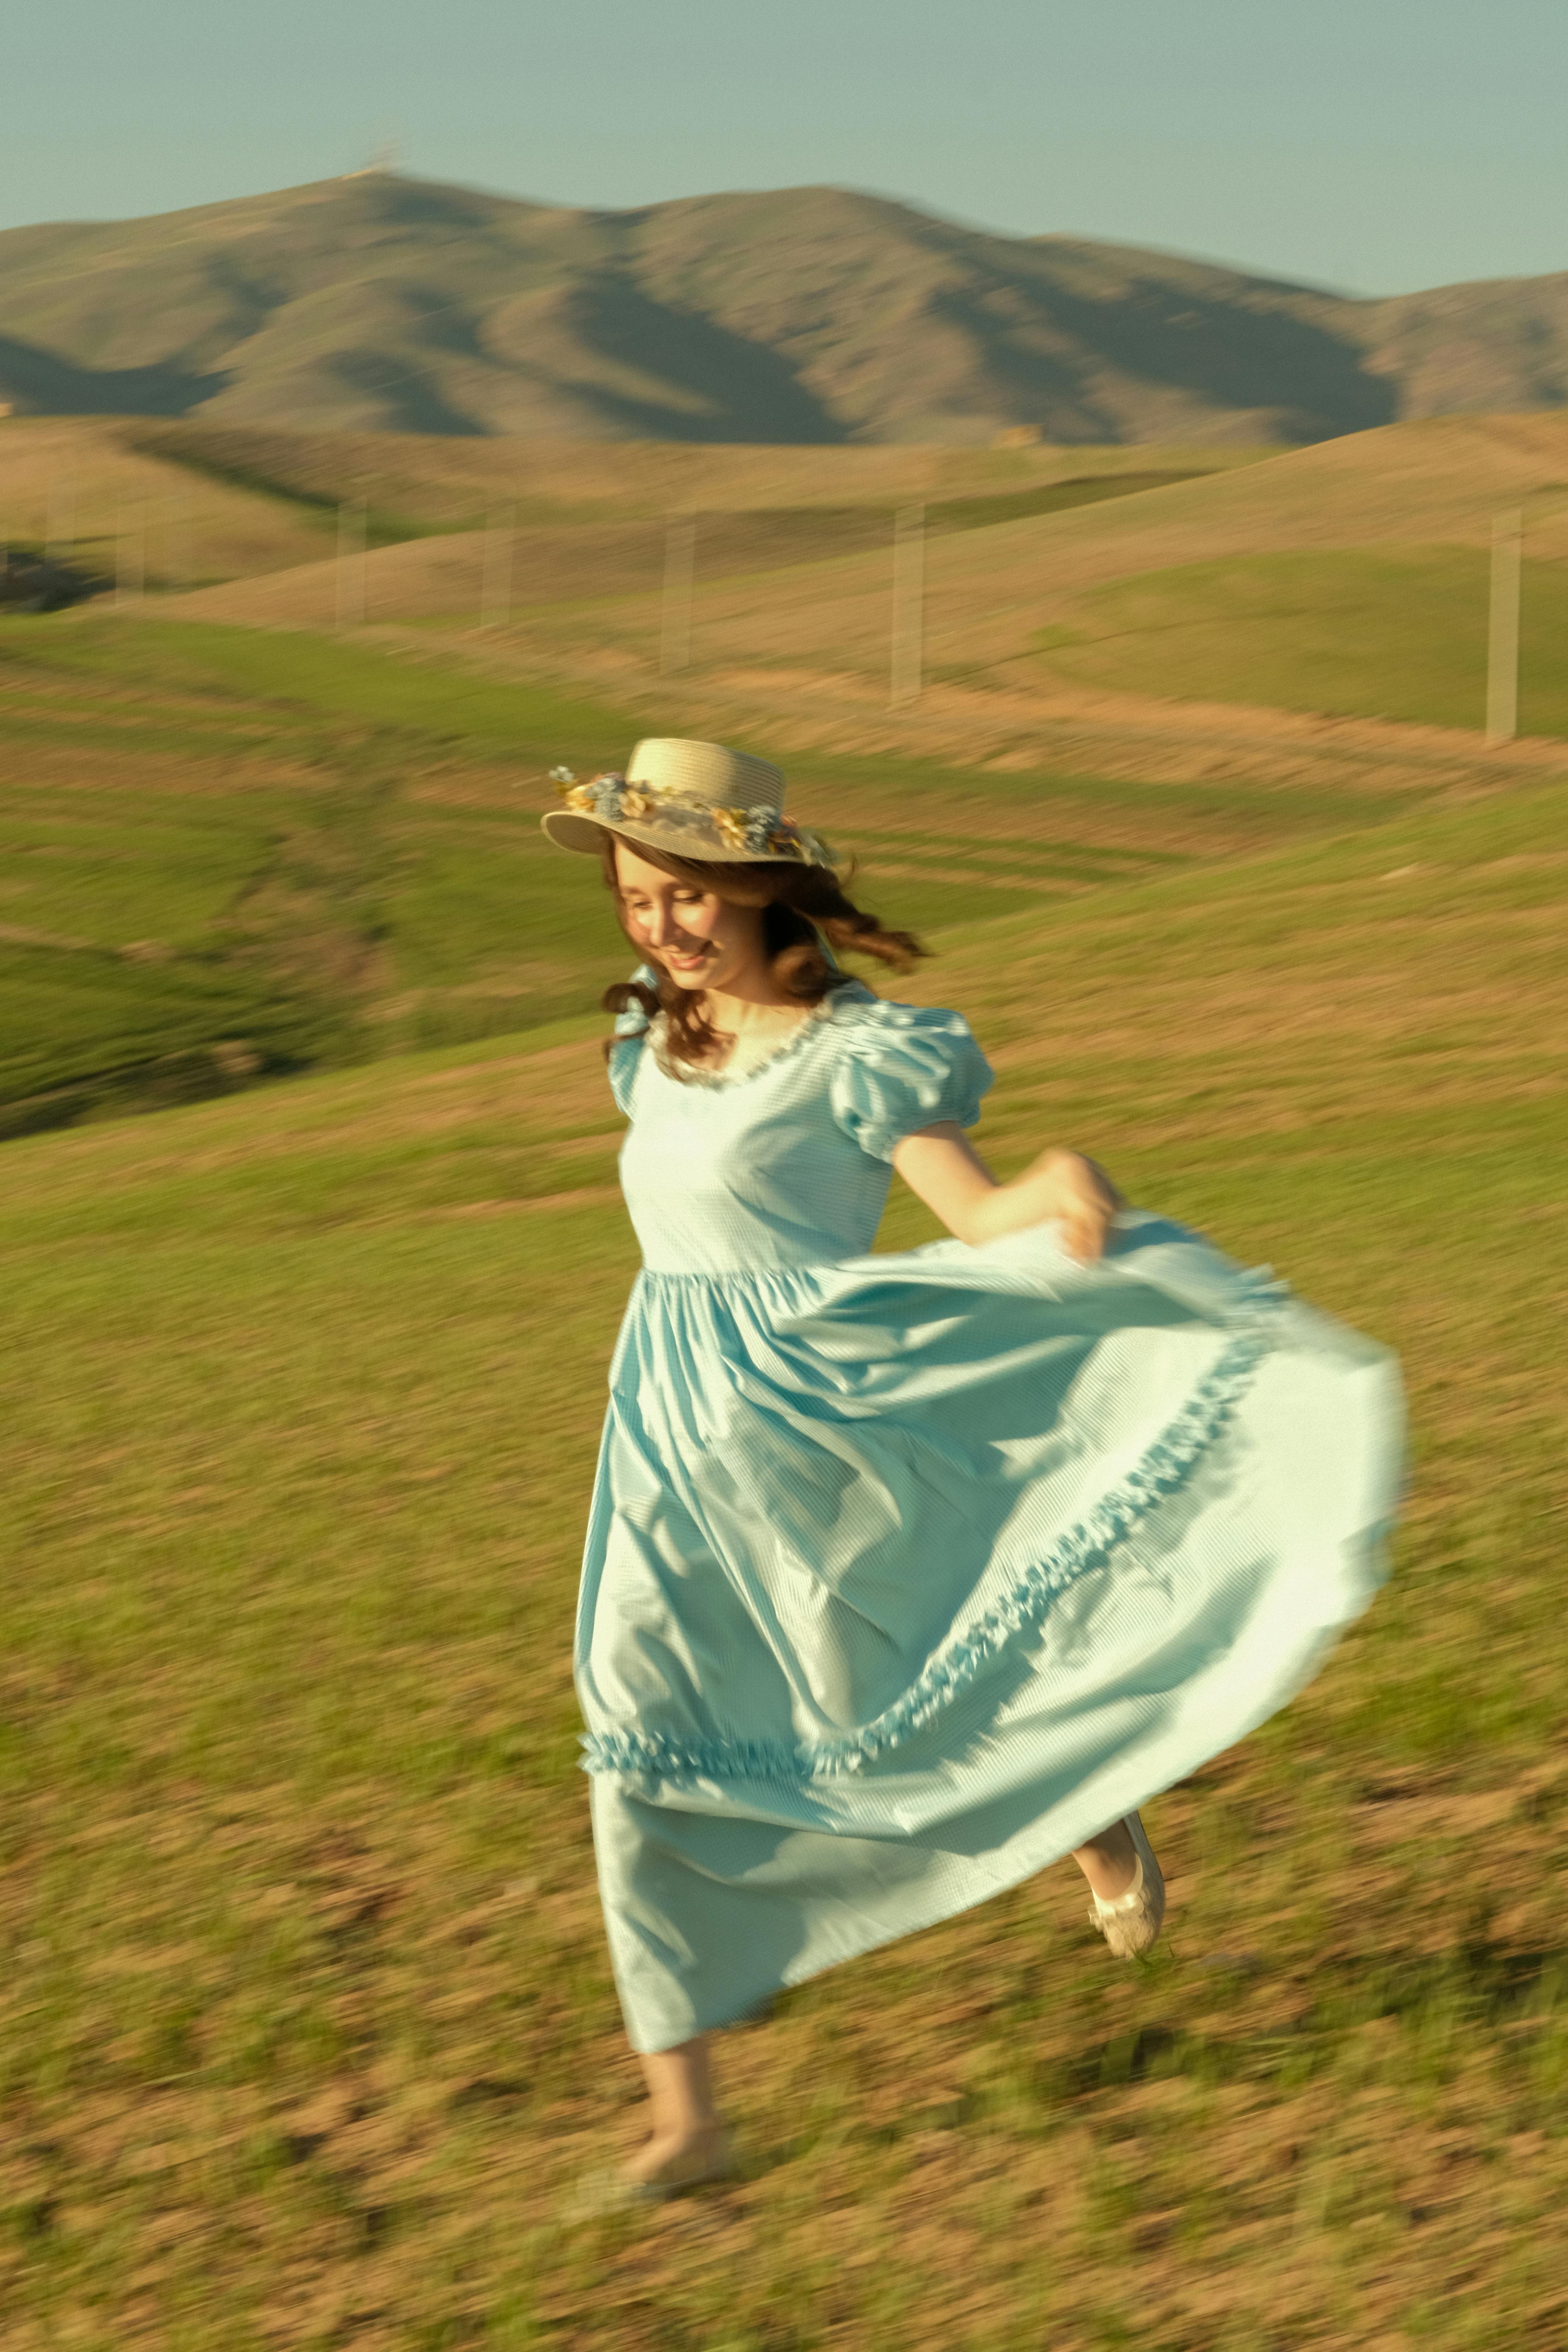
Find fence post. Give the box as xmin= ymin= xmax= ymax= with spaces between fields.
xmin=46 ymin=477 xmax=75 ymax=567
xmin=481 ymin=505 xmax=515 ymax=629
xmin=337 ymin=501 xmax=366 ymax=631
xmin=116 ymin=502 xmax=145 ymax=608
xmin=162 ymin=493 xmax=191 ymax=594
xmin=1485 ymin=508 xmax=1522 ymax=746
xmin=660 ymin=518 xmax=696 ymax=674
xmin=890 ymin=504 xmax=925 ymax=709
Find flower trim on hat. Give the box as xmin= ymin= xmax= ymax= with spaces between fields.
xmin=550 ymin=766 xmax=833 ymax=866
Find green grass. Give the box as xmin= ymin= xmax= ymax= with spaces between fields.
xmin=0 ymin=945 xmax=332 ymax=1135
xmin=924 ymin=469 xmax=1203 ymax=534
xmin=4 ymin=610 xmax=1467 ymax=1132
xmin=0 ymin=784 xmax=280 ymax=948
xmin=0 ymin=617 xmax=641 ymax=1122
xmin=2 ymin=778 xmax=1566 ymax=2347
xmin=1034 ymin=546 xmax=1568 ymax=735
xmin=2 ymin=613 xmax=637 ymax=755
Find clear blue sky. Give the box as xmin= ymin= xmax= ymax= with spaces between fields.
xmin=11 ymin=0 xmax=1566 ymax=295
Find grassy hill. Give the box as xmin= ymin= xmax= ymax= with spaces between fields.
xmin=1035 ymin=546 xmax=1568 ymax=735
xmin=4 ymin=606 xmax=1450 ymax=1136
xmin=6 ymin=398 xmax=1568 ymax=2342
xmin=14 ymin=405 xmax=1566 ymax=772
xmin=0 ymin=409 xmax=1263 ymax=607
xmin=3 ymin=774 xmax=1565 ymax=2347
xmin=4 ymin=173 xmax=1568 ymax=445
xmin=100 ymin=409 xmax=1568 ymax=753
xmin=0 ymin=615 xmax=636 ymax=1131
xmin=149 ymin=443 xmax=1253 ymax=631
xmin=10 ymin=406 xmax=1568 ymax=1135
xmin=426 ymin=413 xmax=1568 ymax=741
xmin=0 ymin=415 xmax=338 ymax=589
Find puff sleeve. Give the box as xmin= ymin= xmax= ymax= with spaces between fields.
xmin=606 ymin=964 xmax=658 ymax=1116
xmin=828 ymin=997 xmax=993 ymax=1162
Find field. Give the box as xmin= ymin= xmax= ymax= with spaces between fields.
xmin=1034 ymin=547 xmax=1568 ymax=736
xmin=0 ymin=418 xmax=337 ymax=588
xmin=4 ymin=409 xmax=1568 ymax=2348
xmin=0 ymin=615 xmax=644 ymax=1129
xmin=0 ymin=414 xmax=1260 ymax=602
xmin=133 ymin=414 xmax=1568 ymax=764
xmin=9 ymin=407 xmax=1568 ymax=1137
xmin=5 ymin=579 xmax=1488 ymax=1134
xmin=458 ymin=414 xmax=1568 ymax=733
xmin=5 ymin=766 xmax=1567 ymax=2349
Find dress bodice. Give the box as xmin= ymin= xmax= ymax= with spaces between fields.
xmin=609 ymin=974 xmax=992 ymax=1275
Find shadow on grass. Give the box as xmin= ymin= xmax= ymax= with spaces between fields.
xmin=769 ymin=1923 xmax=1568 ymax=2171
xmin=1063 ymin=1926 xmax=1568 ymax=2104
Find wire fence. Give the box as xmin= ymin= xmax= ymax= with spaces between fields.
xmin=2 ymin=475 xmax=1566 ymax=739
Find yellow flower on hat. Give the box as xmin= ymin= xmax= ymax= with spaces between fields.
xmin=767 ymin=820 xmax=834 ymax=865
xmin=539 ymin=740 xmax=819 ymax=865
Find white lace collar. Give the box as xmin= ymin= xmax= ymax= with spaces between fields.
xmin=649 ymin=997 xmax=836 ymax=1090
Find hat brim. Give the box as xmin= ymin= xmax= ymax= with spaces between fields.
xmin=539 ymin=810 xmax=833 ymax=866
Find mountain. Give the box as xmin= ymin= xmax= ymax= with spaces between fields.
xmin=2 ymin=174 xmax=1566 ymax=446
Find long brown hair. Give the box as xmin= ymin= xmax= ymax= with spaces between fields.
xmin=599 ymin=833 xmax=926 ymax=1067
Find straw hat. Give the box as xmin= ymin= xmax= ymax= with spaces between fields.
xmin=541 ymin=738 xmax=835 ymax=868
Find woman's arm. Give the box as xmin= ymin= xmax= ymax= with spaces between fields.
xmin=890 ymin=1124 xmax=1121 ymax=1262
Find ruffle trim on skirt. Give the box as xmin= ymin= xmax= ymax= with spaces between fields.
xmin=580 ymin=1315 xmax=1280 ymax=1787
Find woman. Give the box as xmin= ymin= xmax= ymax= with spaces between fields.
xmin=543 ymin=738 xmax=1401 ymax=2204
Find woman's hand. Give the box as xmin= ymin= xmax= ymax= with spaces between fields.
xmin=1015 ymin=1147 xmax=1122 ymax=1262
xmin=891 ymin=1130 xmax=1123 ymax=1261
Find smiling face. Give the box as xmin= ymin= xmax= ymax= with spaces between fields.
xmin=612 ymin=841 xmax=769 ymax=995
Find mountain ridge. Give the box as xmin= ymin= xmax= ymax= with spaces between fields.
xmin=1 ymin=174 xmax=1565 ymax=446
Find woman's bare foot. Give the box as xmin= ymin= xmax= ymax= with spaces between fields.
xmin=569 ymin=2040 xmax=732 ymax=2219
xmin=623 ymin=2120 xmax=733 ymax=2189
xmin=616 ymin=2034 xmax=730 ymax=2191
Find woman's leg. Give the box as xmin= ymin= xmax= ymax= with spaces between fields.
xmin=1074 ymin=1811 xmax=1166 ymax=1958
xmin=1072 ymin=1816 xmax=1139 ymax=1902
xmin=625 ymin=2034 xmax=729 ymax=2184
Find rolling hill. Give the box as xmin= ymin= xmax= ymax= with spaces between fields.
xmin=2 ymin=173 xmax=1566 ymax=445
xmin=159 ymin=412 xmax=1567 ymax=754
xmin=3 ymin=576 xmax=1539 ymax=1135
xmin=538 ymin=410 xmax=1568 ymax=685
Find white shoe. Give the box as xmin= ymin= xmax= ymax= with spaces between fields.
xmin=1087 ymin=1812 xmax=1166 ymax=1959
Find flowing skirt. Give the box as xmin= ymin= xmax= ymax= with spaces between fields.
xmin=573 ymin=1213 xmax=1402 ymax=2051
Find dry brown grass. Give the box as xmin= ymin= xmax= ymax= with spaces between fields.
xmin=165 ymin=521 xmax=656 ymax=629
xmin=354 ymin=612 xmax=1568 ymax=831
xmin=153 ymin=416 xmax=1568 ymax=792
xmin=138 ymin=423 xmax=1247 ymax=526
xmin=0 ymin=417 xmax=331 ymax=583
xmin=161 ymin=444 xmax=1257 ymax=632
xmin=492 ymin=413 xmax=1568 ymax=686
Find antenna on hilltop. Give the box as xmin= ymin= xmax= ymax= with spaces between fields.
xmin=343 ymin=129 xmax=402 ymax=181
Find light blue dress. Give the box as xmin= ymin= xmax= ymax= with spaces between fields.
xmin=576 ymin=974 xmax=1402 ymax=2053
